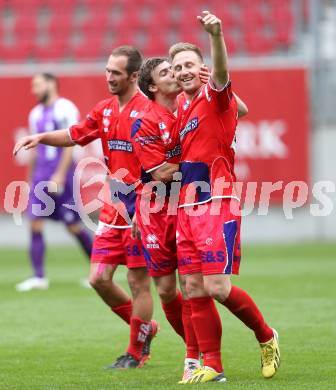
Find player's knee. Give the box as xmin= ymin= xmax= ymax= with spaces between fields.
xmin=156 ymin=284 xmax=176 ymax=304
xmin=186 ymin=279 xmax=205 ymax=298
xmin=178 ymin=276 xmax=187 ymax=298
xmin=127 ymin=269 xmax=150 ymax=297
xmin=89 ymin=272 xmax=109 ymax=291
xmin=205 ymin=279 xmax=231 ymax=302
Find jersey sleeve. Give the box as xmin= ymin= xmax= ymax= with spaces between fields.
xmin=68 ymin=104 xmax=101 ymax=146
xmin=205 ymin=78 xmax=233 ymax=112
xmin=132 ymin=117 xmax=167 ymax=173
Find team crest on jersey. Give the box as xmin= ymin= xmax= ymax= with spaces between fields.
xmin=180 ymin=117 xmax=199 ymax=139
xmin=161 ymin=130 xmax=171 ymax=144
xmin=103 ymin=118 xmax=110 ymax=127
xmin=130 ymin=110 xmax=139 ymax=118
xmin=103 ymin=109 xmax=112 ymax=116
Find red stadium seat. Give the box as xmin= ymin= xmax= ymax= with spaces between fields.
xmin=244 ymin=30 xmax=274 ymax=55
xmin=34 ymin=39 xmax=67 ymax=62
xmin=270 ymin=3 xmax=294 ymax=46
xmin=71 ymin=35 xmax=104 ymax=60
xmin=0 ymin=40 xmax=32 ymax=62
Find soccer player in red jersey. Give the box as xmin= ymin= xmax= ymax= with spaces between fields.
xmin=169 ymin=11 xmax=281 ymax=383
xmin=134 ymin=58 xmax=199 ymax=380
xmin=14 ymin=46 xmax=157 ymax=369
xmin=134 ymin=58 xmax=248 ymax=381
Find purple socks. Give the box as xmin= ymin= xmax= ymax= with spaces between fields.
xmin=30 ymin=232 xmax=45 ymax=278
xmin=74 ymin=229 xmax=92 ymax=259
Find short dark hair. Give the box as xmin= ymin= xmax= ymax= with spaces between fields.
xmin=111 ymin=45 xmax=143 ymax=76
xmin=169 ymin=42 xmax=203 ymax=62
xmin=138 ymin=57 xmax=167 ymax=100
xmin=38 ymin=73 xmax=59 ymax=90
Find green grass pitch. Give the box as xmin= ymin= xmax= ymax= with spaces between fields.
xmin=0 ymin=243 xmax=335 ymax=389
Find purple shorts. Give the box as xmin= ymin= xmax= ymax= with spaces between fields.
xmin=27 ymin=170 xmax=80 ymax=226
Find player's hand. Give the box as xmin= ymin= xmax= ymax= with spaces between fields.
xmin=197 ymin=10 xmax=222 ymax=36
xmin=131 ymin=214 xmax=141 ymax=240
xmin=49 ymin=172 xmax=65 ymax=194
xmin=13 ymin=134 xmax=41 ymax=156
xmin=199 ymin=64 xmax=210 ymax=84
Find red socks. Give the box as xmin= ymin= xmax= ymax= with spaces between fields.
xmin=189 ymin=296 xmax=223 ymax=373
xmin=111 ymin=299 xmax=132 ymax=324
xmin=127 ymin=316 xmax=151 ymax=361
xmin=182 ymin=299 xmax=199 ymax=360
xmin=161 ymin=290 xmax=185 ymax=340
xmin=222 ymin=286 xmax=273 ymax=343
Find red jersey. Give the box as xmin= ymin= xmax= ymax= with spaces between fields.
xmin=69 ymin=91 xmax=148 ymax=225
xmin=132 ymin=100 xmax=181 ymax=177
xmin=176 ymin=80 xmax=238 ymax=207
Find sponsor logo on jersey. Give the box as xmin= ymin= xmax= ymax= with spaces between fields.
xmin=165 ymin=144 xmax=181 ymax=159
xmin=107 ymin=139 xmax=133 ymax=152
xmin=126 ymin=245 xmax=142 ymax=257
xmin=134 ymin=135 xmax=160 ymax=146
xmin=146 ymin=234 xmax=159 ymax=249
xmin=201 ymin=250 xmax=225 ymax=263
xmin=159 ymin=122 xmax=167 ymax=130
xmin=130 ymin=110 xmax=139 ymax=118
xmin=103 ymin=108 xmax=112 ymax=116
xmin=180 ymin=117 xmax=198 ymax=139
xmin=178 ymin=257 xmax=192 ymax=266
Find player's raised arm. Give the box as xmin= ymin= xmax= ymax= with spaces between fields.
xmin=197 ymin=10 xmax=228 ymax=88
xmin=234 ymin=93 xmax=249 ymax=118
xmin=13 ymin=129 xmax=73 ymax=156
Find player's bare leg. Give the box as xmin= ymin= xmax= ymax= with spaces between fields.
xmin=112 ymin=267 xmax=156 ymax=368
xmin=153 ymin=273 xmax=185 ymax=338
xmin=16 ymin=218 xmax=49 ymax=292
xmin=204 ymin=274 xmax=280 ymax=378
xmin=180 ymin=272 xmax=225 ymax=384
xmin=127 ymin=267 xmax=153 ymax=320
xmin=176 ymin=273 xmax=201 ymax=382
xmin=89 ymin=263 xmax=131 ymax=310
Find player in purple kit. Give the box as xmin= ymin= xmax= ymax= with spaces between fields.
xmin=16 ymin=73 xmax=93 ymax=292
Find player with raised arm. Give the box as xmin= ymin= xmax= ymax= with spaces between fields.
xmin=14 ymin=47 xmax=157 ymax=369
xmin=134 ymin=58 xmax=248 ymax=381
xmin=169 ymin=11 xmax=280 ymax=383
xmin=15 ymin=73 xmax=93 ymax=292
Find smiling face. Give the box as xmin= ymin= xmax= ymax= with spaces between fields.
xmin=151 ymin=60 xmax=181 ymax=98
xmin=171 ymin=50 xmax=203 ymax=96
xmin=105 ymin=55 xmax=134 ymax=96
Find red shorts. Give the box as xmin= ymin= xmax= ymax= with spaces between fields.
xmin=91 ymin=222 xmax=146 ymax=268
xmin=177 ymin=198 xmax=241 ymax=276
xmin=136 ymin=196 xmax=178 ymax=277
